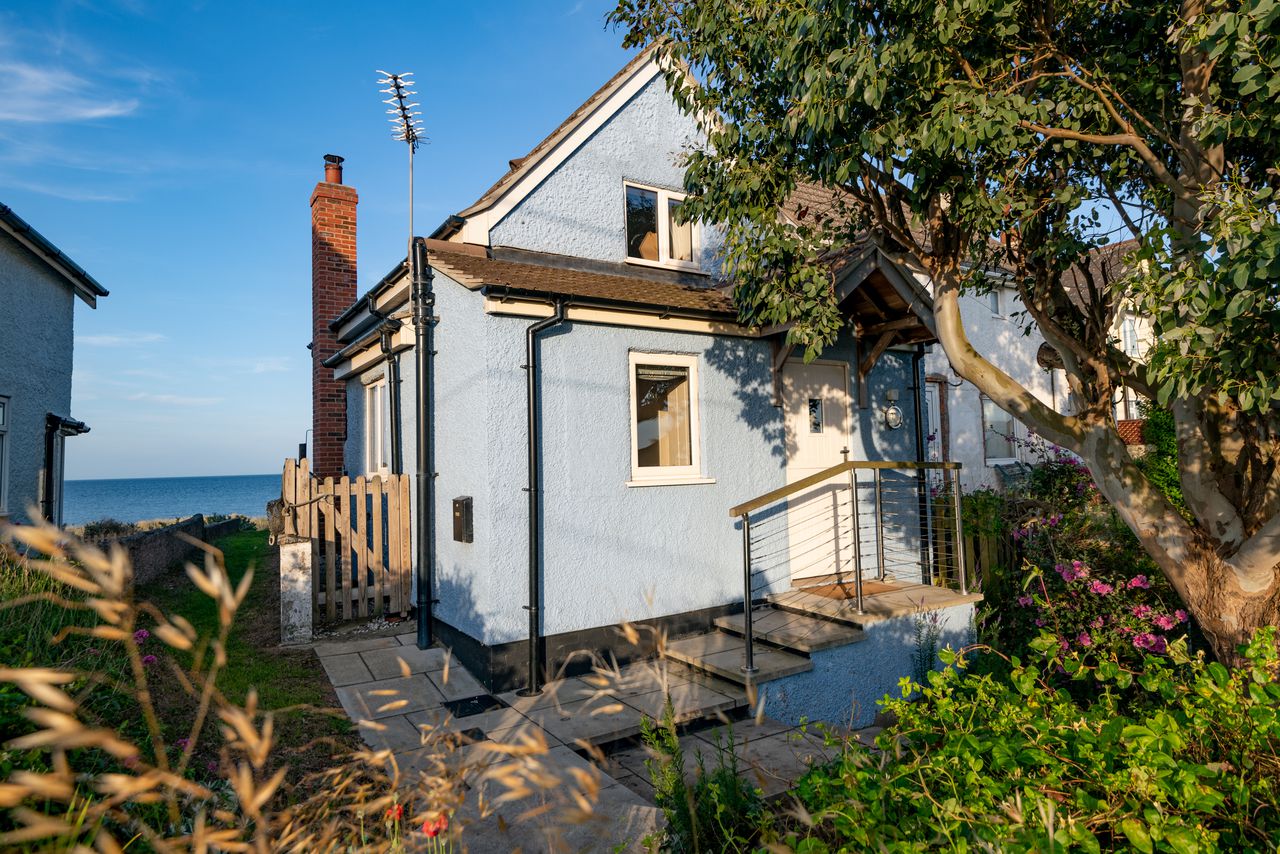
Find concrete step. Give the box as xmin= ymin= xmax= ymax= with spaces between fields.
xmin=665 ymin=631 xmax=812 ymax=687
xmin=768 ymin=584 xmax=984 ymax=629
xmin=715 ymin=607 xmax=866 ymax=653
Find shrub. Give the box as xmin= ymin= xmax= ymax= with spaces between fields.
xmin=1135 ymin=405 xmax=1186 ymax=513
xmin=79 ymin=518 xmax=139 ymax=541
xmin=778 ymin=629 xmax=1280 ymax=853
xmin=641 ymin=699 xmax=767 ymax=853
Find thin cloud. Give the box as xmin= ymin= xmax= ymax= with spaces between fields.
xmin=126 ymin=392 xmax=222 ymax=407
xmin=0 ymin=62 xmax=139 ymax=124
xmin=79 ymin=332 xmax=167 ymax=347
xmin=4 ymin=177 xmax=131 ymax=202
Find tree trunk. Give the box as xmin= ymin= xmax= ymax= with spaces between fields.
xmin=1177 ymin=540 xmax=1280 ymax=665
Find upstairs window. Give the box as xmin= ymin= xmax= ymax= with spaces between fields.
xmin=981 ymin=395 xmax=1016 ymax=463
xmin=625 ymin=182 xmax=698 ymax=270
xmin=1121 ymin=317 xmax=1139 ymax=357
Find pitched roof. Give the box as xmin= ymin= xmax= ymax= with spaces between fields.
xmin=0 ymin=203 xmax=108 ymax=307
xmin=453 ymin=47 xmax=660 ymax=222
xmin=1061 ymin=239 xmax=1139 ymax=310
xmin=1116 ymin=418 xmax=1145 ymax=446
xmin=428 ymin=245 xmax=736 ymax=317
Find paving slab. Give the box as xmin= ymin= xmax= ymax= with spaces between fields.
xmin=427 ymin=665 xmax=489 ymax=702
xmin=737 ymin=730 xmax=837 ymax=798
xmin=622 ymin=680 xmax=743 ymax=724
xmin=525 ymin=696 xmax=646 ymax=747
xmin=359 ymin=645 xmax=455 ymax=680
xmin=715 ymin=608 xmax=866 ymax=653
xmin=407 ymin=702 xmax=531 ymax=738
xmin=666 ymin=633 xmax=812 ymax=686
xmin=356 ymin=713 xmax=426 ymax=752
xmin=498 ymin=677 xmax=598 ymax=713
xmin=691 ymin=716 xmax=794 ymax=749
xmin=319 ymin=652 xmax=373 ymax=687
xmin=311 ymin=635 xmax=402 ymax=657
xmin=334 ymin=674 xmax=445 ymax=721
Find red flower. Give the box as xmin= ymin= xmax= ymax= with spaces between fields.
xmin=422 ymin=814 xmax=449 ymax=837
xmin=385 ymin=804 xmax=403 ymax=821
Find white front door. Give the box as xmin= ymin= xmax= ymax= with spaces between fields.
xmin=782 ymin=361 xmax=852 ymax=585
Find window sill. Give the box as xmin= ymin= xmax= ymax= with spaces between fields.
xmin=625 ymin=476 xmax=716 ymax=488
xmin=624 ymin=256 xmax=702 ymax=274
xmin=984 ymin=458 xmax=1019 ymax=467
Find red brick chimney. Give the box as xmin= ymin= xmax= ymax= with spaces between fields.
xmin=310 ymin=154 xmax=357 ymax=478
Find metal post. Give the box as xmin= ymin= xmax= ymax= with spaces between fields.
xmin=740 ymin=513 xmax=757 ymax=675
xmin=950 ymin=467 xmax=967 ymax=595
xmin=848 ymin=469 xmax=865 ymax=615
xmin=873 ymin=469 xmax=886 ymax=582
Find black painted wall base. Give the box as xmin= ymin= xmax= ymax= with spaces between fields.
xmin=429 ymin=602 xmax=743 ymax=695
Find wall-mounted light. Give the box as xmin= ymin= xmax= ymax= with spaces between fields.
xmin=884 ymin=388 xmax=904 ymax=430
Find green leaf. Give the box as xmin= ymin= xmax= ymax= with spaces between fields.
xmin=1119 ymin=818 xmax=1154 ymax=854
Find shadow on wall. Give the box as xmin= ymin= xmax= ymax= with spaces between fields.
xmin=703 ymin=336 xmax=786 ymax=460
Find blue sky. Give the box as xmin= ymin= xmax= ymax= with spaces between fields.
xmin=0 ymin=0 xmax=633 ymax=479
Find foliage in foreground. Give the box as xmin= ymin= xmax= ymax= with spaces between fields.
xmin=776 ymin=631 xmax=1280 ymax=853
xmin=0 ymin=522 xmax=602 ymax=851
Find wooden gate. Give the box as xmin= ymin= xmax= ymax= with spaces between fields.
xmin=280 ymin=458 xmax=412 ymax=622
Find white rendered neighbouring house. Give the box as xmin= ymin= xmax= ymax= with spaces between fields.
xmin=0 ymin=204 xmax=107 ymax=527
xmin=304 ymin=50 xmax=980 ymax=706
xmin=922 ymin=241 xmax=1155 ymax=491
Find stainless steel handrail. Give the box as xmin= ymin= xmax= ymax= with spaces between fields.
xmin=731 ymin=459 xmax=964 ymax=676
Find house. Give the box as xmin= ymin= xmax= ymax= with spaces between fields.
xmin=0 ymin=203 xmax=107 ymax=526
xmin=304 ymin=50 xmax=976 ymax=707
xmin=922 ymin=241 xmax=1154 ymax=490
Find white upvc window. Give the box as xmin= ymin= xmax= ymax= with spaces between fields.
xmin=624 ymin=181 xmax=700 ymax=271
xmin=1121 ymin=317 xmax=1139 ymax=357
xmin=981 ymin=394 xmax=1017 ymax=464
xmin=0 ymin=396 xmax=8 ymax=516
xmin=987 ymin=289 xmax=1001 ymax=316
xmin=364 ymin=378 xmax=389 ymax=475
xmin=628 ymin=352 xmax=708 ymax=485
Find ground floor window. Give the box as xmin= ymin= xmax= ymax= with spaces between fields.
xmin=0 ymin=396 xmax=8 ymax=515
xmin=629 ymin=352 xmax=701 ymax=481
xmin=981 ymin=395 xmax=1016 ymax=463
xmin=364 ymin=378 xmax=389 ymax=475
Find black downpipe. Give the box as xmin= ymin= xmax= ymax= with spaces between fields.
xmin=519 ymin=301 xmax=567 ymax=697
xmin=42 ymin=414 xmax=88 ymax=525
xmin=381 ymin=325 xmax=404 ymax=475
xmin=911 ymin=345 xmax=931 ymax=583
xmin=414 ymin=239 xmax=437 ymax=649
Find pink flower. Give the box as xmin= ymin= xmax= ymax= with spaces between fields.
xmin=1175 ymin=609 xmax=1189 ymax=623
xmin=1153 ymin=614 xmax=1176 ymax=630
xmin=141 ymin=654 xmax=158 ymax=666
xmin=1090 ymin=617 xmax=1105 ymax=629
xmin=1132 ymin=604 xmax=1152 ymax=619
xmin=1077 ymin=632 xmax=1093 ymax=647
xmin=1059 ymin=639 xmax=1071 ymax=652
xmin=1034 ymin=618 xmax=1046 ymax=627
xmin=1089 ymin=580 xmax=1113 ymax=596
xmin=1127 ymin=575 xmax=1151 ymax=590
xmin=175 ymin=737 xmax=190 ymax=750
xmin=1134 ymin=633 xmax=1167 ymax=654
xmin=1017 ymin=595 xmax=1034 ymax=607
xmin=133 ymin=629 xmax=151 ymax=643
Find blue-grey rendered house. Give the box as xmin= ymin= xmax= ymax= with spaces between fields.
xmin=0 ymin=204 xmax=106 ymax=527
xmin=312 ymin=50 xmax=959 ymax=695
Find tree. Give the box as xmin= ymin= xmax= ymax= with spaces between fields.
xmin=610 ymin=0 xmax=1280 ymax=663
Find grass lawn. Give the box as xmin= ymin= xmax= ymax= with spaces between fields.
xmin=146 ymin=528 xmax=360 ymax=777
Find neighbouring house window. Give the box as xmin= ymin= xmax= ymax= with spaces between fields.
xmin=364 ymin=379 xmax=389 ymax=474
xmin=981 ymin=395 xmax=1016 ymax=463
xmin=987 ymin=289 xmax=1001 ymax=316
xmin=1121 ymin=317 xmax=1139 ymax=357
xmin=629 ymin=352 xmax=702 ymax=481
xmin=0 ymin=397 xmax=8 ymax=515
xmin=625 ymin=182 xmax=699 ymax=269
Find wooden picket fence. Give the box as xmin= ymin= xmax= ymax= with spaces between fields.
xmin=280 ymin=458 xmax=412 ymax=623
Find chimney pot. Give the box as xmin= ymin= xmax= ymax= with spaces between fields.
xmin=323 ymin=153 xmax=345 ymax=184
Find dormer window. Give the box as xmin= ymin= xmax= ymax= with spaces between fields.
xmin=625 ymin=182 xmax=699 ymax=270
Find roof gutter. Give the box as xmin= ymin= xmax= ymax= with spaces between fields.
xmin=480 ymin=285 xmax=737 ymax=324
xmin=322 ymin=313 xmax=405 ymax=368
xmin=0 ymin=205 xmax=109 ymax=306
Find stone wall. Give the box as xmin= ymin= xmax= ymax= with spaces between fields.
xmin=97 ymin=515 xmax=250 ymax=587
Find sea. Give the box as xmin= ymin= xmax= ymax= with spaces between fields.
xmin=62 ymin=474 xmax=280 ymax=527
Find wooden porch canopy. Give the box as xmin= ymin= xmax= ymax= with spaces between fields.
xmin=770 ymin=246 xmax=938 ymax=407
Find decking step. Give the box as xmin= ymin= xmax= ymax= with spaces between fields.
xmin=665 ymin=631 xmax=812 ymax=686
xmin=715 ymin=608 xmax=866 ymax=653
